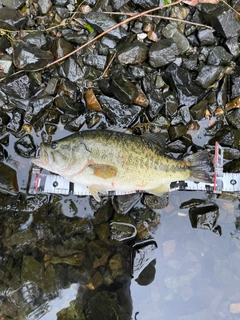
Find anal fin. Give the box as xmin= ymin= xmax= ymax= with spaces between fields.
xmin=88 ymin=185 xmax=108 ymax=202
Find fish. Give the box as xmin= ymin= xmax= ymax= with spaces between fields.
xmin=32 ymin=129 xmax=212 ymax=202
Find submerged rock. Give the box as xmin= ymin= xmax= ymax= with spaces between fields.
xmin=0 ymin=163 xmax=18 ymax=194
xmin=189 ymin=204 xmax=220 ymax=233
xmin=14 ymin=134 xmax=36 ymax=158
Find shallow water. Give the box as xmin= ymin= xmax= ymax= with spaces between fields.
xmin=1 ymin=120 xmax=240 ymax=319
xmin=131 ymin=190 xmax=240 ymax=320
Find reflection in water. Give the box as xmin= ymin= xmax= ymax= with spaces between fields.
xmin=0 ymin=190 xmax=240 ymax=319
xmin=132 ymin=191 xmax=240 ymax=320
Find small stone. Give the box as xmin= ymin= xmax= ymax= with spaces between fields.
xmin=207 ymin=46 xmax=233 ymax=66
xmin=166 ymin=139 xmax=188 ymax=154
xmin=198 ymin=3 xmax=240 ymax=39
xmin=0 ymin=7 xmax=26 ymax=30
xmin=1 ymin=74 xmax=38 ymax=99
xmin=134 ymin=88 xmax=149 ymax=108
xmin=83 ymin=54 xmax=107 ymax=71
xmin=109 ymin=253 xmax=124 ymax=278
xmin=162 ymin=24 xmax=189 ymax=54
xmin=225 ymin=37 xmax=240 ymax=57
xmin=0 ymin=55 xmax=13 ymax=76
xmin=110 ymin=68 xmax=138 ymax=104
xmin=110 ymin=222 xmax=137 ymax=242
xmin=163 ymin=63 xmax=207 ymax=107
xmin=14 ymin=134 xmax=36 ymax=158
xmin=136 ymin=221 xmax=150 ymax=240
xmin=131 ymin=0 xmax=159 ymax=9
xmin=7 ymin=110 xmax=23 ymax=134
xmin=195 ymin=65 xmax=224 ymax=89
xmin=188 ymin=121 xmax=200 ymax=131
xmin=230 ymin=303 xmax=240 ymax=314
xmin=85 ymin=12 xmax=123 ymax=39
xmin=117 ymin=40 xmax=148 ymax=65
xmin=2 ymin=0 xmax=26 ymax=9
xmin=146 ymin=89 xmax=165 ymax=120
xmin=147 ymin=31 xmax=158 ymax=42
xmin=162 ymin=240 xmax=176 ymax=260
xmin=38 ymin=0 xmax=52 ymax=14
xmin=225 ymin=96 xmax=240 ymax=111
xmin=44 ymin=78 xmax=60 ymax=95
xmin=64 ymin=114 xmax=86 ymax=131
xmin=149 ymin=39 xmax=179 ymax=68
xmin=190 ymin=100 xmax=208 ymax=120
xmin=179 ymin=106 xmax=192 ymax=124
xmin=230 ymin=67 xmax=240 ymax=99
xmin=45 ymin=124 xmax=57 ymax=135
xmin=51 ymin=38 xmax=74 ymax=60
xmin=113 ymin=193 xmax=141 ymax=214
xmin=13 ymin=40 xmax=54 ymax=70
xmin=98 ymin=95 xmax=141 ymax=127
xmin=0 ymin=144 xmax=8 ymax=161
xmin=226 ymin=109 xmax=240 ymax=130
xmin=87 ymin=271 xmax=103 ymax=290
xmin=168 ymin=125 xmax=187 ymax=141
xmin=143 ymin=193 xmax=168 ymax=211
xmin=197 ymin=28 xmax=216 ymax=45
xmin=22 ymin=31 xmax=47 ymax=48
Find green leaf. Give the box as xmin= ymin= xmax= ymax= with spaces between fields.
xmin=21 ymin=5 xmax=27 ymax=12
xmin=164 ymin=0 xmax=172 ymax=4
xmin=83 ymin=24 xmax=94 ymax=34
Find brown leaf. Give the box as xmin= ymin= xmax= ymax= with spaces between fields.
xmin=85 ymin=89 xmax=102 ymax=111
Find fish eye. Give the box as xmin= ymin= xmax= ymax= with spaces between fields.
xmin=51 ymin=142 xmax=57 ymax=149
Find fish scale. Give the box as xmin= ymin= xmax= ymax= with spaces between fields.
xmin=29 ymin=142 xmax=239 ymax=196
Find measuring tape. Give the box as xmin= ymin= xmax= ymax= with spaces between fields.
xmin=28 ymin=142 xmax=240 ymax=196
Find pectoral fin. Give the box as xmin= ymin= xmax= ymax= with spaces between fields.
xmin=147 ymin=185 xmax=170 ymax=196
xmin=88 ymin=185 xmax=108 ymax=202
xmin=88 ymin=164 xmax=117 ymax=179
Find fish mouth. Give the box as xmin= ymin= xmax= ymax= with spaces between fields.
xmin=33 ymin=143 xmax=53 ymax=167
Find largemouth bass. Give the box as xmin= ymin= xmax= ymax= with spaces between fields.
xmin=32 ymin=129 xmax=211 ymax=201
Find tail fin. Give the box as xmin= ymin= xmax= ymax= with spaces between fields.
xmin=184 ymin=150 xmax=212 ymax=182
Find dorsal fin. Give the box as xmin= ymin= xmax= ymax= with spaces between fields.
xmin=141 ymin=133 xmax=166 ymax=152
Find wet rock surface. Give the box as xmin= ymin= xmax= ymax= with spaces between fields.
xmin=0 ymin=1 xmax=240 ymax=319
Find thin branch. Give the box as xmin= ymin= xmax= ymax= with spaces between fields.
xmin=103 ymin=11 xmax=213 ymax=29
xmin=0 ymin=20 xmax=67 ymax=33
xmin=102 ymin=52 xmax=116 ymax=78
xmin=45 ymin=0 xmax=182 ymax=69
xmin=221 ymin=0 xmax=240 ymax=16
